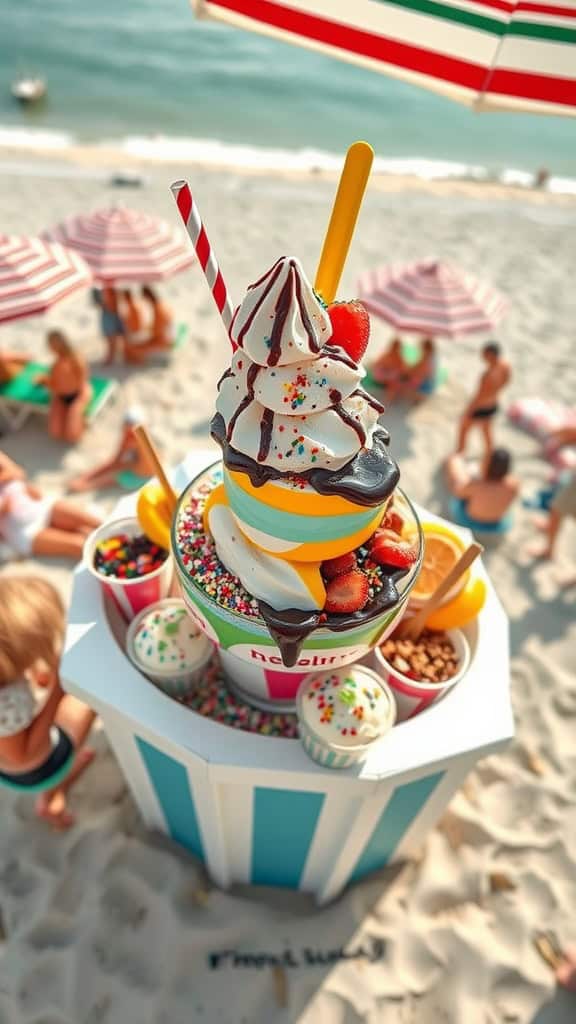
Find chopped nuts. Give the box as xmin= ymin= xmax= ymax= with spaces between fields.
xmin=380 ymin=629 xmax=460 ymax=684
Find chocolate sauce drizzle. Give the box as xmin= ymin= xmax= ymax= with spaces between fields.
xmin=234 ymin=258 xmax=322 ymax=367
xmin=212 ymin=413 xmax=398 ymax=508
xmin=258 ymin=564 xmax=408 ymax=667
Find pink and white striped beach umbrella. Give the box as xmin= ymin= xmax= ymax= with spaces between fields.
xmin=0 ymin=234 xmax=92 ymax=326
xmin=357 ymin=260 xmax=507 ymax=338
xmin=43 ymin=206 xmax=194 ymax=284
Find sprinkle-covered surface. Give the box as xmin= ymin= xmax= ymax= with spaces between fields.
xmin=298 ymin=667 xmax=395 ymax=749
xmin=176 ymin=653 xmax=299 ymax=738
xmin=175 ymin=471 xmax=402 ymax=622
xmin=94 ymin=533 xmax=168 ymax=579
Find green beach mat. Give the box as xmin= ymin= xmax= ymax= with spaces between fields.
xmin=0 ymin=362 xmax=116 ymax=419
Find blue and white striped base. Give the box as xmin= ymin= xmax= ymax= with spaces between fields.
xmin=100 ymin=719 xmax=463 ymax=900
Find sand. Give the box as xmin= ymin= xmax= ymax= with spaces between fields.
xmin=0 ymin=150 xmax=575 ymax=1024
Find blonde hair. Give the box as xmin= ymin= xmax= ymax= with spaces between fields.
xmin=0 ymin=577 xmax=65 ymax=686
xmin=47 ymin=329 xmax=85 ymax=375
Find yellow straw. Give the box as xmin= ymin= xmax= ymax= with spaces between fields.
xmin=314 ymin=141 xmax=374 ymax=304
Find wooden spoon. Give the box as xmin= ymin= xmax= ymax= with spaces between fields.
xmin=396 ymin=541 xmax=484 ymax=641
xmin=133 ymin=424 xmax=177 ymax=515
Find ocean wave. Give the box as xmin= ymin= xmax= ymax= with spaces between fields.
xmin=0 ymin=125 xmax=575 ymax=196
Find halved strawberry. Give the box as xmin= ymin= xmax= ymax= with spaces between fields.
xmin=381 ymin=508 xmax=405 ymax=535
xmin=370 ymin=529 xmax=418 ymax=570
xmin=325 ymin=569 xmax=369 ymax=614
xmin=327 ymin=301 xmax=370 ymax=364
xmin=321 ymin=551 xmax=357 ymax=580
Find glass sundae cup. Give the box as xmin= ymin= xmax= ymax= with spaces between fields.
xmin=172 ymin=462 xmax=422 ymax=708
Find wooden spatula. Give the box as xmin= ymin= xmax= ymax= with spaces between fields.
xmin=396 ymin=541 xmax=484 ymax=640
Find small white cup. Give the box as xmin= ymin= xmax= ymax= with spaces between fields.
xmin=126 ymin=598 xmax=213 ymax=698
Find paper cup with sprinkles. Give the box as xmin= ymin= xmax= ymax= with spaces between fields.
xmin=85 ymin=516 xmax=173 ymax=622
xmin=296 ymin=665 xmax=396 ymax=769
xmin=126 ymin=598 xmax=213 ymax=698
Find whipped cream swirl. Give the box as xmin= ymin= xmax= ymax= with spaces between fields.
xmin=217 ymin=257 xmax=384 ymax=474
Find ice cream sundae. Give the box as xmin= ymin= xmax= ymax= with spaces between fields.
xmin=173 ymin=256 xmax=422 ymax=671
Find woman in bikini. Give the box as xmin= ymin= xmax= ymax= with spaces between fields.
xmin=0 ymin=450 xmax=101 ymax=560
xmin=38 ymin=330 xmax=92 ymax=443
xmin=0 ymin=576 xmax=96 ymax=829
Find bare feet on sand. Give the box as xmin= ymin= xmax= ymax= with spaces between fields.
xmin=35 ymin=748 xmax=95 ymax=829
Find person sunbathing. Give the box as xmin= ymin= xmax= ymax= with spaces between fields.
xmin=94 ymin=286 xmax=127 ymax=365
xmin=122 ymin=286 xmax=174 ymax=364
xmin=68 ymin=407 xmax=152 ymax=493
xmin=370 ymin=337 xmax=407 ymax=390
xmin=0 ymin=450 xmax=101 ymax=560
xmin=455 ymin=342 xmax=511 ymax=461
xmin=445 ymin=448 xmax=519 ymax=529
xmin=529 ymin=425 xmax=576 ymax=560
xmin=0 ymin=350 xmax=29 ymax=385
xmin=0 ymin=576 xmax=96 ymax=829
xmin=37 ymin=330 xmax=92 ymax=444
xmin=386 ymin=337 xmax=437 ymax=404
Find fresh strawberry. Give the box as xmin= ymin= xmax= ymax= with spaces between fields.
xmin=327 ymin=301 xmax=370 ymax=364
xmin=325 ymin=569 xmax=369 ymax=614
xmin=370 ymin=529 xmax=418 ymax=570
xmin=381 ymin=508 xmax=405 ymax=535
xmin=321 ymin=551 xmax=357 ymax=580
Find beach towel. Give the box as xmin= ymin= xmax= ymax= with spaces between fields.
xmin=508 ymin=397 xmax=576 ymax=471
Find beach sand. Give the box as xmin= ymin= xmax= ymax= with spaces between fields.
xmin=0 ymin=152 xmax=575 ymax=1024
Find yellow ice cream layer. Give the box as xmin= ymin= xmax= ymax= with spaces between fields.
xmin=202 ymin=483 xmax=326 ymax=608
xmin=227 ymin=469 xmax=373 ymax=517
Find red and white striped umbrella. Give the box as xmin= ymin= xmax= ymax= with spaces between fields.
xmin=43 ymin=206 xmax=195 ymax=284
xmin=193 ymin=0 xmax=576 ymax=117
xmin=0 ymin=234 xmax=92 ymax=326
xmin=357 ymin=260 xmax=507 ymax=338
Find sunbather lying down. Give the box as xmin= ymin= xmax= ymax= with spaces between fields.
xmin=0 ymin=451 xmax=101 ymax=561
xmin=0 ymin=350 xmax=29 ymax=384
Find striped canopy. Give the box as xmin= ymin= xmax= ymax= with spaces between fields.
xmin=43 ymin=206 xmax=195 ymax=284
xmin=357 ymin=260 xmax=507 ymax=337
xmin=193 ymin=0 xmax=576 ymax=116
xmin=0 ymin=235 xmax=92 ymax=326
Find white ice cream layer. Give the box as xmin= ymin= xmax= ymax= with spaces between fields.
xmin=208 ymin=503 xmax=323 ymax=612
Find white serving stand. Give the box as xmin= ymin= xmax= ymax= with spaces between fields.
xmin=62 ymin=451 xmax=513 ymax=904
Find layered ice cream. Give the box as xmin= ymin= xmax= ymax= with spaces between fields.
xmin=197 ymin=256 xmax=419 ymax=665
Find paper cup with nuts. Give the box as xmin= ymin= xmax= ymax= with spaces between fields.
xmin=373 ymin=626 xmax=470 ymax=722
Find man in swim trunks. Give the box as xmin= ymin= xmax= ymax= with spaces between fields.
xmin=455 ymin=342 xmax=511 ymax=461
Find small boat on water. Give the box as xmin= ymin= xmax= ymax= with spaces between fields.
xmin=11 ymin=75 xmax=47 ymax=105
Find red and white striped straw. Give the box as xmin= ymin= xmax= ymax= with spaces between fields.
xmin=170 ymin=180 xmax=235 ymax=338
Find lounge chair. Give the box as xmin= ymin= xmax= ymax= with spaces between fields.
xmin=0 ymin=361 xmax=117 ymax=431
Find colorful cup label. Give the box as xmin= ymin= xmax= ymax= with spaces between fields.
xmin=226 ymin=641 xmax=370 ymax=672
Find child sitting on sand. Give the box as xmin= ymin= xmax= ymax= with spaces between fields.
xmin=0 ymin=576 xmax=96 ymax=828
xmin=0 ymin=449 xmax=101 ymax=560
xmin=37 ymin=330 xmax=92 ymax=443
xmin=68 ymin=407 xmax=151 ymax=493
xmin=445 ymin=448 xmax=519 ymax=531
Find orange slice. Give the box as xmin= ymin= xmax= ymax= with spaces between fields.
xmin=425 ymin=575 xmax=487 ymax=630
xmin=410 ymin=523 xmax=468 ymax=607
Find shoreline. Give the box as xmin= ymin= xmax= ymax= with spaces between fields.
xmin=1 ymin=142 xmax=575 ymax=207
